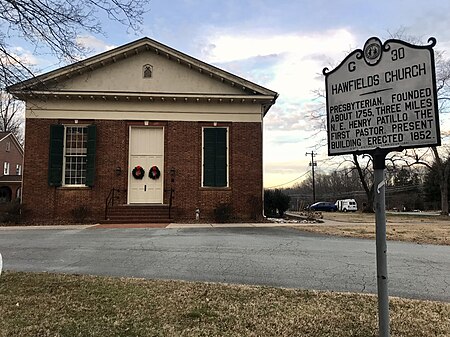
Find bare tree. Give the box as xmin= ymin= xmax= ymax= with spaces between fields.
xmin=0 ymin=0 xmax=150 ymax=89
xmin=0 ymin=90 xmax=24 ymax=142
xmin=429 ymin=147 xmax=450 ymax=214
xmin=397 ymin=147 xmax=450 ymax=214
xmin=387 ymin=30 xmax=450 ymax=215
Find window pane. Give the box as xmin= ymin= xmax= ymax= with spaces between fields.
xmin=64 ymin=126 xmax=88 ymax=185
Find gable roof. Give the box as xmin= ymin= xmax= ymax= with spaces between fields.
xmin=0 ymin=132 xmax=10 ymax=140
xmin=0 ymin=132 xmax=23 ymax=155
xmin=8 ymin=37 xmax=278 ymax=114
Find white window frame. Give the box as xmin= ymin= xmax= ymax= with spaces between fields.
xmin=16 ymin=164 xmax=22 ymax=175
xmin=3 ymin=162 xmax=9 ymax=175
xmin=62 ymin=125 xmax=88 ymax=186
xmin=201 ymin=126 xmax=229 ymax=188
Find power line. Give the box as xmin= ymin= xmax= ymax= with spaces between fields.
xmin=265 ymin=171 xmax=309 ymax=189
xmin=287 ymin=184 xmax=425 ymax=199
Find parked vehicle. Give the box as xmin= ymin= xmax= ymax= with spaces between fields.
xmin=335 ymin=199 xmax=358 ymax=212
xmin=309 ymin=201 xmax=337 ymax=212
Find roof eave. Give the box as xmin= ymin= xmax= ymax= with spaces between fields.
xmin=262 ymin=92 xmax=279 ymax=117
xmin=14 ymin=90 xmax=276 ymax=106
xmin=7 ymin=37 xmax=278 ymax=99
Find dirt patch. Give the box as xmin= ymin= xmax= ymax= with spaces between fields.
xmin=293 ymin=212 xmax=450 ymax=245
xmin=296 ymin=224 xmax=450 ymax=245
xmin=322 ymin=211 xmax=448 ymax=224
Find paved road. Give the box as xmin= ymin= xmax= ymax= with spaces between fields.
xmin=0 ymin=226 xmax=448 ymax=302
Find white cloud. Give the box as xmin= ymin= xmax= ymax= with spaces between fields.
xmin=264 ymin=100 xmax=325 ymax=131
xmin=202 ymin=28 xmax=357 ymax=99
xmin=76 ymin=36 xmax=117 ymax=55
xmin=1 ymin=46 xmax=39 ymax=67
xmin=204 ymin=29 xmax=354 ymax=62
xmin=199 ymin=29 xmax=359 ymax=187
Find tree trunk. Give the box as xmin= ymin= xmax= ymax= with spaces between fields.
xmin=431 ymin=147 xmax=449 ymax=216
xmin=439 ymin=167 xmax=449 ymax=215
xmin=353 ymin=154 xmax=375 ymax=212
xmin=440 ymin=183 xmax=449 ymax=215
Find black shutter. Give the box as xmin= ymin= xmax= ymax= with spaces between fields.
xmin=203 ymin=128 xmax=216 ymax=186
xmin=203 ymin=128 xmax=227 ymax=187
xmin=48 ymin=124 xmax=64 ymax=186
xmin=85 ymin=124 xmax=97 ymax=187
xmin=215 ymin=128 xmax=227 ymax=187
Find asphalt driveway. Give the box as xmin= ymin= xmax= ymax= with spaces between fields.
xmin=0 ymin=226 xmax=448 ymax=302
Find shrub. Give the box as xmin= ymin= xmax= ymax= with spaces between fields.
xmin=248 ymin=195 xmax=262 ymax=221
xmin=71 ymin=205 xmax=91 ymax=223
xmin=0 ymin=200 xmax=27 ymax=224
xmin=214 ymin=203 xmax=233 ymax=223
xmin=264 ymin=189 xmax=291 ymax=217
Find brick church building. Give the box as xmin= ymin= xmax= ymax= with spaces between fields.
xmin=8 ymin=37 xmax=277 ymax=223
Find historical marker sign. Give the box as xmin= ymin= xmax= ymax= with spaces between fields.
xmin=324 ymin=37 xmax=440 ymax=156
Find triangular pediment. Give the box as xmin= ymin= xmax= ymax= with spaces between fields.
xmin=9 ymin=37 xmax=277 ymax=100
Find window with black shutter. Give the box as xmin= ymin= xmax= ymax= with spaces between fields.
xmin=48 ymin=124 xmax=96 ymax=187
xmin=203 ymin=127 xmax=228 ymax=187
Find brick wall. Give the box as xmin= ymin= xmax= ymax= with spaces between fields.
xmin=166 ymin=121 xmax=263 ymax=221
xmin=22 ymin=119 xmax=263 ymax=223
xmin=0 ymin=136 xmax=23 ymax=173
xmin=22 ymin=119 xmax=129 ymax=222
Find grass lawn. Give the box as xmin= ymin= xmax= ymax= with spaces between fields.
xmin=0 ymin=272 xmax=449 ymax=337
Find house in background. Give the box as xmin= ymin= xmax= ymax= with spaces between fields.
xmin=8 ymin=37 xmax=277 ymax=223
xmin=0 ymin=132 xmax=23 ymax=203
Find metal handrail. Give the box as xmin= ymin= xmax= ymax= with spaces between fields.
xmin=105 ymin=188 xmax=120 ymax=220
xmin=169 ymin=188 xmax=174 ymax=219
xmin=105 ymin=187 xmax=173 ymax=220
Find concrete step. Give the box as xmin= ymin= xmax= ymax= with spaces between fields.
xmin=104 ymin=204 xmax=172 ymax=224
xmin=100 ymin=218 xmax=171 ymax=224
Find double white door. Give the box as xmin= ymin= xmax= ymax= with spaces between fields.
xmin=128 ymin=127 xmax=164 ymax=203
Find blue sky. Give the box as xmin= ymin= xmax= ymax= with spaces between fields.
xmin=16 ymin=0 xmax=450 ymax=187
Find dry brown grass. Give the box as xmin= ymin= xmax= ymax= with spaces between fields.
xmin=323 ymin=211 xmax=448 ymax=225
xmin=294 ymin=212 xmax=450 ymax=245
xmin=297 ymin=224 xmax=450 ymax=245
xmin=0 ymin=272 xmax=449 ymax=337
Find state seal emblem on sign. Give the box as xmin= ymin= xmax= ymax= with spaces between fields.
xmin=365 ymin=43 xmax=379 ymax=59
xmin=363 ymin=37 xmax=382 ymax=65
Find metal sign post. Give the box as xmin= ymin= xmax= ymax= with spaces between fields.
xmin=373 ymin=150 xmax=389 ymax=337
xmin=323 ymin=37 xmax=440 ymax=337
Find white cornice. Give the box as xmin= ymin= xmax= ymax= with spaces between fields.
xmin=18 ymin=91 xmax=276 ymax=105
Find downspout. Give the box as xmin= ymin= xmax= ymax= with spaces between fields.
xmin=262 ymin=106 xmax=265 ymax=219
xmin=262 ymin=93 xmax=279 ymax=219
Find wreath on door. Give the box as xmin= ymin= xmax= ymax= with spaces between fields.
xmin=149 ymin=165 xmax=161 ymax=180
xmin=132 ymin=165 xmax=145 ymax=179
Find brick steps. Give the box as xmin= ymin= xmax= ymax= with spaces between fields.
xmin=103 ymin=204 xmax=172 ymax=224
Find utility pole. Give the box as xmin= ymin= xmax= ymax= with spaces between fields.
xmin=306 ymin=151 xmax=317 ymax=203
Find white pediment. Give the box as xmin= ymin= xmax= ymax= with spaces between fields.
xmin=50 ymin=51 xmax=247 ymax=95
xmin=10 ymin=37 xmax=277 ymax=100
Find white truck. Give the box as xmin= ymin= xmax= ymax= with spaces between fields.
xmin=335 ymin=199 xmax=358 ymax=212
